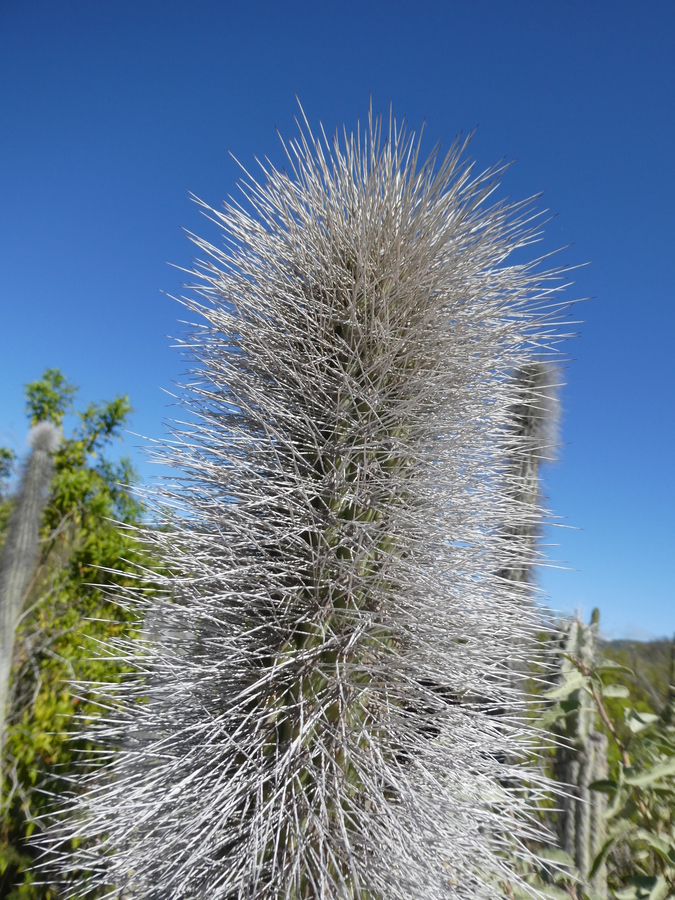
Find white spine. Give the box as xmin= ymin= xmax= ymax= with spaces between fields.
xmin=50 ymin=110 xmax=571 ymax=900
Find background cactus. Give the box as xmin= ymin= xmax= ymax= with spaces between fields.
xmin=662 ymin=635 xmax=675 ymax=727
xmin=48 ymin=110 xmax=572 ymax=900
xmin=499 ymin=360 xmax=560 ymax=588
xmin=0 ymin=422 xmax=60 ymax=786
xmin=554 ymin=611 xmax=609 ymax=899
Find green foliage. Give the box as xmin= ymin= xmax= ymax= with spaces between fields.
xmin=0 ymin=449 xmax=15 ymax=535
xmin=601 ymin=641 xmax=674 ymax=719
xmin=588 ymin=707 xmax=675 ymax=899
xmin=0 ymin=450 xmax=14 ymax=489
xmin=525 ymin=627 xmax=675 ymax=900
xmin=24 ymin=370 xmax=77 ymax=428
xmin=0 ymin=369 xmax=153 ymax=899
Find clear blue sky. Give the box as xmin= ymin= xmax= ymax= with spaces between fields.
xmin=1 ymin=1 xmax=673 ymax=639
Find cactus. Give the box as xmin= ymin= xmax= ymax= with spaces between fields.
xmin=661 ymin=634 xmax=675 ymax=726
xmin=554 ymin=610 xmax=608 ymax=899
xmin=499 ymin=361 xmax=560 ymax=587
xmin=497 ymin=360 xmax=561 ymax=708
xmin=49 ymin=110 xmax=571 ymax=900
xmin=0 ymin=422 xmax=60 ymax=786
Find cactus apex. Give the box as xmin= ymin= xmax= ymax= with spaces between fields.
xmin=27 ymin=421 xmax=61 ymax=453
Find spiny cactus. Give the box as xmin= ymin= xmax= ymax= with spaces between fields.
xmin=0 ymin=422 xmax=60 ymax=785
xmin=662 ymin=634 xmax=675 ymax=726
xmin=554 ymin=611 xmax=609 ymax=899
xmin=50 ymin=110 xmax=572 ymax=900
xmin=499 ymin=361 xmax=560 ymax=587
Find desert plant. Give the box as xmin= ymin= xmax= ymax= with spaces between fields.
xmin=551 ymin=632 xmax=675 ymax=900
xmin=48 ymin=109 xmax=572 ymax=900
xmin=499 ymin=360 xmax=560 ymax=588
xmin=1 ymin=369 xmax=150 ymax=899
xmin=0 ymin=422 xmax=60 ymax=787
xmin=526 ymin=616 xmax=675 ymax=900
xmin=662 ymin=637 xmax=675 ymax=727
xmin=545 ymin=612 xmax=610 ymax=898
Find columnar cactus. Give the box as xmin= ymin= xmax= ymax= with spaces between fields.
xmin=51 ymin=111 xmax=571 ymax=900
xmin=499 ymin=361 xmax=560 ymax=587
xmin=662 ymin=635 xmax=675 ymax=726
xmin=0 ymin=422 xmax=60 ymax=784
xmin=555 ymin=611 xmax=609 ymax=899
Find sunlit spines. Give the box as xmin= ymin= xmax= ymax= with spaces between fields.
xmin=49 ymin=108 xmax=572 ymax=900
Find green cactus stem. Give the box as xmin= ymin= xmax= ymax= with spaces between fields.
xmin=554 ymin=609 xmax=608 ymax=899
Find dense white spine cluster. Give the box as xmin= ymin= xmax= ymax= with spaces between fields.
xmin=54 ymin=111 xmax=571 ymax=900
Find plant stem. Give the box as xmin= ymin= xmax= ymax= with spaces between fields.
xmin=565 ymin=654 xmax=650 ymax=824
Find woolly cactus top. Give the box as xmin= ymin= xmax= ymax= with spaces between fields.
xmin=27 ymin=421 xmax=61 ymax=453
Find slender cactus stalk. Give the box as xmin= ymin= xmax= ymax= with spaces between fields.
xmin=662 ymin=634 xmax=675 ymax=726
xmin=0 ymin=422 xmax=60 ymax=787
xmin=49 ymin=109 xmax=572 ymax=900
xmin=498 ymin=361 xmax=561 ymax=710
xmin=555 ymin=610 xmax=608 ymax=899
xmin=499 ymin=361 xmax=560 ymax=587
xmin=587 ymin=730 xmax=608 ymax=898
